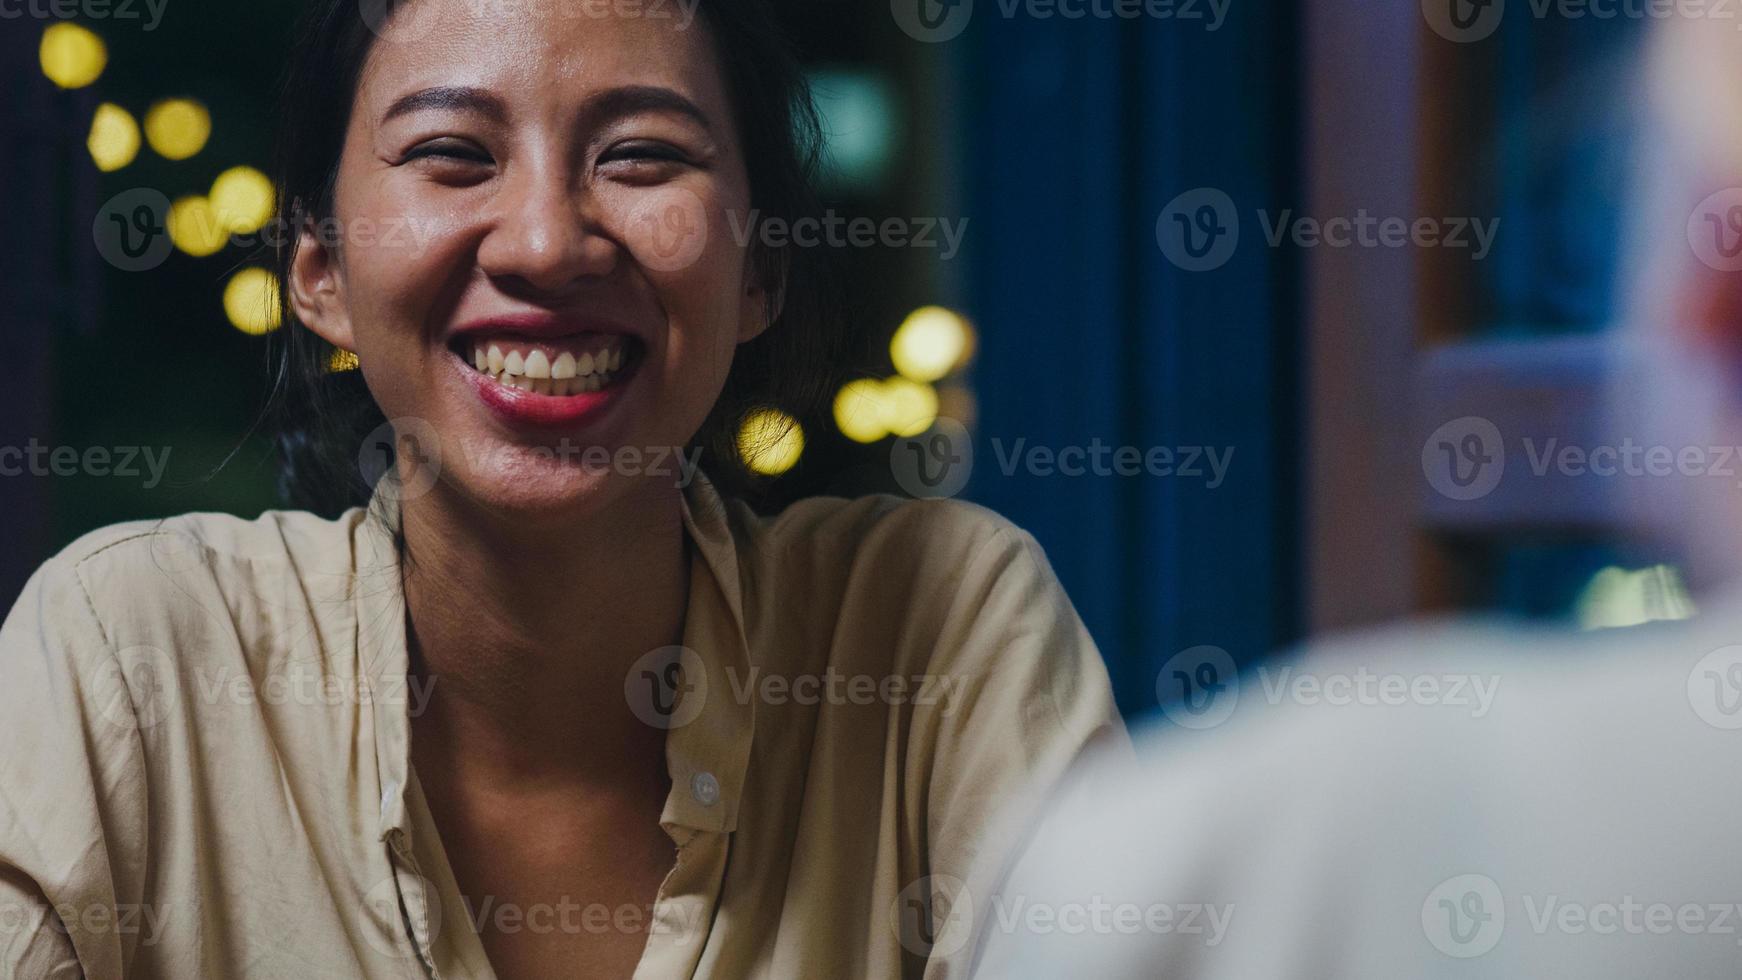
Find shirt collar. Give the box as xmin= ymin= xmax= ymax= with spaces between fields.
xmin=664 ymin=471 xmax=756 ymax=835
xmin=357 ymin=471 xmax=756 ymax=841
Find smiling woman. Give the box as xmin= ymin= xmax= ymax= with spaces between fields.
xmin=0 ymin=2 xmax=1123 ymax=979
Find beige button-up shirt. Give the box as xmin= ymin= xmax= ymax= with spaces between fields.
xmin=0 ymin=474 xmax=1121 ymax=979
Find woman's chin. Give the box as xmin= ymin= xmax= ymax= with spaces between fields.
xmin=436 ymin=454 xmax=673 ymax=526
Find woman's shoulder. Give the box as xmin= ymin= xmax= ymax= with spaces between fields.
xmin=723 ymin=493 xmax=1074 ymax=674
xmin=37 ymin=507 xmax=368 ymax=597
xmin=6 ymin=508 xmax=376 ymax=668
xmin=735 ymin=492 xmax=1038 ymax=571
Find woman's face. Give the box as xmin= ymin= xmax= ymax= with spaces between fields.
xmin=291 ymin=0 xmax=770 ymax=522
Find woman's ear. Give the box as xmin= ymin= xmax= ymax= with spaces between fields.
xmin=738 ymin=247 xmax=788 ymax=344
xmin=288 ymin=221 xmax=355 ymax=351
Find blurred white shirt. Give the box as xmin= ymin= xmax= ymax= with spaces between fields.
xmin=973 ymin=600 xmax=1742 ymax=977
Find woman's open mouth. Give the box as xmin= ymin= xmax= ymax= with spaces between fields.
xmin=450 ymin=332 xmax=645 ymax=427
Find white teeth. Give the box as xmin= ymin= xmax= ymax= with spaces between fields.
xmin=465 ymin=338 xmax=632 ymax=396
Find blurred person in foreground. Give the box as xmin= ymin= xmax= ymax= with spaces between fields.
xmin=970 ymin=17 xmax=1742 ymax=979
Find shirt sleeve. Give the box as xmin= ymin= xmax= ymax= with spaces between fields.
xmin=0 ymin=557 xmax=151 ymax=980
xmin=902 ymin=522 xmax=1129 ymax=980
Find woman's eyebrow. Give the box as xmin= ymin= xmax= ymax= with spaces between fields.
xmin=581 ymin=85 xmax=714 ymax=134
xmin=381 ymin=86 xmax=509 ymax=124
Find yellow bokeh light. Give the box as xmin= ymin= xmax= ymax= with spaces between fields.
xmin=40 ymin=23 xmax=106 ymax=90
xmin=224 ymin=268 xmax=282 ymax=336
xmin=210 ymin=167 xmax=275 ymax=234
xmin=831 ymin=377 xmax=941 ymax=442
xmin=890 ymin=306 xmax=974 ymax=383
xmin=834 ymin=378 xmax=890 ymax=444
xmin=737 ymin=408 xmax=805 ymax=477
xmin=328 ymin=349 xmax=361 ymax=373
xmin=882 ymin=377 xmax=940 ymax=437
xmin=144 ymin=99 xmax=212 ymax=161
xmin=87 ymin=103 xmax=140 ymax=173
xmin=167 ymin=196 xmax=229 ymax=257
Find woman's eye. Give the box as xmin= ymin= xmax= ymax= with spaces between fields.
xmin=600 ymin=141 xmax=690 ymax=167
xmin=402 ymin=140 xmax=494 ymax=166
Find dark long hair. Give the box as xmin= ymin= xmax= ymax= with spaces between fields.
xmin=263 ymin=0 xmax=839 ymax=516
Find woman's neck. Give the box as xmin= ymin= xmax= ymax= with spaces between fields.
xmin=398 ymin=480 xmax=688 ymax=788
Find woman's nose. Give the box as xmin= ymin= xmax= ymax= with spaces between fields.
xmin=476 ymin=166 xmax=619 ymax=297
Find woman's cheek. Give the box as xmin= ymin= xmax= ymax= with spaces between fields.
xmin=361 ymin=216 xmax=471 ymax=323
xmin=608 ymin=183 xmax=715 ymax=277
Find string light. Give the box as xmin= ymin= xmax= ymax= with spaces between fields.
xmin=832 ymin=377 xmax=941 ymax=443
xmin=890 ymin=306 xmax=974 ymax=383
xmin=87 ymin=103 xmax=140 ymax=173
xmin=40 ymin=23 xmax=106 ymax=90
xmin=167 ymin=196 xmax=228 ymax=257
xmin=224 ymin=268 xmax=282 ymax=336
xmin=210 ymin=167 xmax=275 ymax=234
xmin=738 ymin=408 xmax=805 ymax=476
xmin=144 ymin=99 xmax=212 ymax=161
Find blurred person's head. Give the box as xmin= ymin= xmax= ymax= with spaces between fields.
xmin=1617 ymin=19 xmax=1742 ymax=587
xmin=264 ymin=0 xmax=839 ymax=523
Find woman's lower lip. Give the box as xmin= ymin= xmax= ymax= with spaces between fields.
xmin=455 ymin=352 xmax=631 ymax=427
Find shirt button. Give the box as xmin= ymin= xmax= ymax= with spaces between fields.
xmin=691 ymin=772 xmax=720 ymax=807
xmin=381 ymin=780 xmax=400 ymax=818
